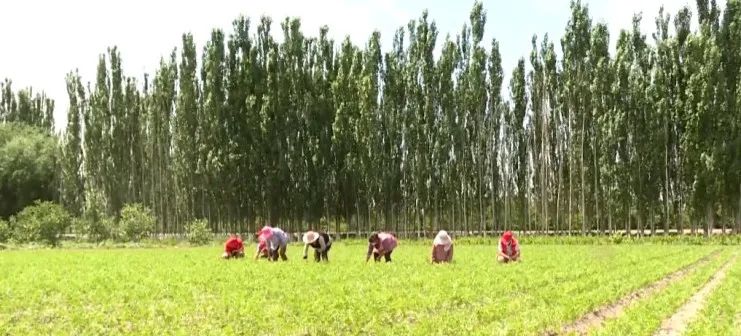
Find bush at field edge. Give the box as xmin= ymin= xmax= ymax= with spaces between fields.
xmin=11 ymin=201 xmax=71 ymax=247
xmin=186 ymin=219 xmax=212 ymax=246
xmin=118 ymin=203 xmax=156 ymax=242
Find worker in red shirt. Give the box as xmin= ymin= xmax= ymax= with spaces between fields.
xmin=222 ymin=233 xmax=244 ymax=259
xmin=497 ymin=231 xmax=520 ymax=263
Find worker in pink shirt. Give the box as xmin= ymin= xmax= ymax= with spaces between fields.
xmin=497 ymin=231 xmax=520 ymax=263
xmin=255 ymin=226 xmax=289 ymax=261
xmin=366 ymin=231 xmax=397 ymax=263
xmin=431 ymin=230 xmax=454 ymax=263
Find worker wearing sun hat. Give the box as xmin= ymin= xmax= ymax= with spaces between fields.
xmin=431 ymin=230 xmax=454 ymax=263
xmin=302 ymin=230 xmax=332 ymax=262
xmin=497 ymin=230 xmax=520 ymax=263
xmin=255 ymin=225 xmax=289 ymax=261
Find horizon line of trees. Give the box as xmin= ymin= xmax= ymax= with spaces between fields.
xmin=2 ymin=0 xmax=740 ymax=237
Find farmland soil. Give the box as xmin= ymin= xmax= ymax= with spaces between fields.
xmin=654 ymin=255 xmax=738 ymax=336
xmin=546 ymin=249 xmax=722 ymax=336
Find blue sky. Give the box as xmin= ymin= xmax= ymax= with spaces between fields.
xmin=0 ymin=0 xmax=719 ymax=131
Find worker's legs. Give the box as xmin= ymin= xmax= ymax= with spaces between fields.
xmin=278 ymin=244 xmax=288 ymax=261
xmin=384 ymin=251 xmax=393 ymax=262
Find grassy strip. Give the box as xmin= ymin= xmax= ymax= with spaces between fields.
xmin=587 ymin=249 xmax=733 ymax=336
xmin=684 ymin=250 xmax=741 ymax=336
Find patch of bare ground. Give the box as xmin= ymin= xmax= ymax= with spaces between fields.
xmin=653 ymin=255 xmax=738 ymax=336
xmin=543 ymin=249 xmax=722 ymax=336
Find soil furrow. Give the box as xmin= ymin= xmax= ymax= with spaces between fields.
xmin=653 ymin=255 xmax=738 ymax=336
xmin=544 ymin=249 xmax=722 ymax=336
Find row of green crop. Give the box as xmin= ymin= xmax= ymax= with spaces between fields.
xmin=686 ymin=255 xmax=741 ymax=336
xmin=591 ymin=251 xmax=735 ymax=335
xmin=390 ymin=248 xmax=723 ymax=335
xmin=0 ymin=246 xmax=712 ymax=335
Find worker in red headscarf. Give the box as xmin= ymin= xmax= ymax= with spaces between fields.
xmin=222 ymin=233 xmax=244 ymax=259
xmin=258 ymin=240 xmax=269 ymax=259
xmin=497 ymin=231 xmax=520 ymax=263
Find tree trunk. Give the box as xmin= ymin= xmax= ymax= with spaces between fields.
xmin=736 ymin=187 xmax=741 ymax=234
xmin=704 ymin=202 xmax=713 ymax=237
xmin=650 ymin=206 xmax=655 ymax=236
xmin=626 ymin=200 xmax=631 ymax=235
xmin=569 ymin=127 xmax=573 ymax=236
xmin=479 ymin=162 xmax=485 ymax=235
xmin=593 ymin=132 xmax=599 ymax=235
xmin=580 ymin=113 xmax=586 ymax=235
xmin=504 ymin=181 xmax=509 ymax=232
xmin=463 ymin=182 xmax=469 ymax=234
xmin=607 ymin=186 xmax=613 ymax=234
xmin=490 ymin=176 xmax=496 ymax=236
xmin=678 ymin=191 xmax=685 ymax=235
xmin=664 ymin=119 xmax=671 ymax=236
xmin=556 ymin=161 xmax=562 ymax=234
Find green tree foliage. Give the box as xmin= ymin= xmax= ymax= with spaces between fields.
xmin=0 ymin=123 xmax=58 ymax=219
xmin=60 ymin=71 xmax=85 ymax=216
xmin=7 ymin=0 xmax=731 ymax=237
xmin=12 ymin=201 xmax=71 ymax=246
xmin=0 ymin=218 xmax=11 ymax=242
xmin=0 ymin=79 xmax=54 ymax=132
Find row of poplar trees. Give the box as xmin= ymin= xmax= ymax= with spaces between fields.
xmin=0 ymin=79 xmax=55 ymax=132
xmin=54 ymin=0 xmax=740 ymax=236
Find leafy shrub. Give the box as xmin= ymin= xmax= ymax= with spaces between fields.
xmin=118 ymin=203 xmax=156 ymax=242
xmin=0 ymin=218 xmax=11 ymax=243
xmin=74 ymin=216 xmax=116 ymax=242
xmin=12 ymin=201 xmax=71 ymax=246
xmin=609 ymin=233 xmax=624 ymax=244
xmin=76 ymin=189 xmax=117 ymax=242
xmin=0 ymin=123 xmax=58 ymax=219
xmin=186 ymin=219 xmax=212 ymax=245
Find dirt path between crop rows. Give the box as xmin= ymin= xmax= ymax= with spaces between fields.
xmin=544 ymin=249 xmax=722 ymax=336
xmin=653 ymin=254 xmax=738 ymax=336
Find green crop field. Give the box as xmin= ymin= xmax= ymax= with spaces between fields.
xmin=0 ymin=243 xmax=738 ymax=336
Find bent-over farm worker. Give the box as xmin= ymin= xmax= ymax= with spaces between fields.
xmin=497 ymin=230 xmax=520 ymax=263
xmin=366 ymin=231 xmax=398 ymax=263
xmin=302 ymin=230 xmax=332 ymax=262
xmin=431 ymin=230 xmax=454 ymax=263
xmin=222 ymin=233 xmax=244 ymax=259
xmin=255 ymin=226 xmax=289 ymax=261
xmin=258 ymin=240 xmax=269 ymax=258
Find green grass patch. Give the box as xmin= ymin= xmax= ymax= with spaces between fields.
xmin=0 ymin=244 xmax=729 ymax=335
